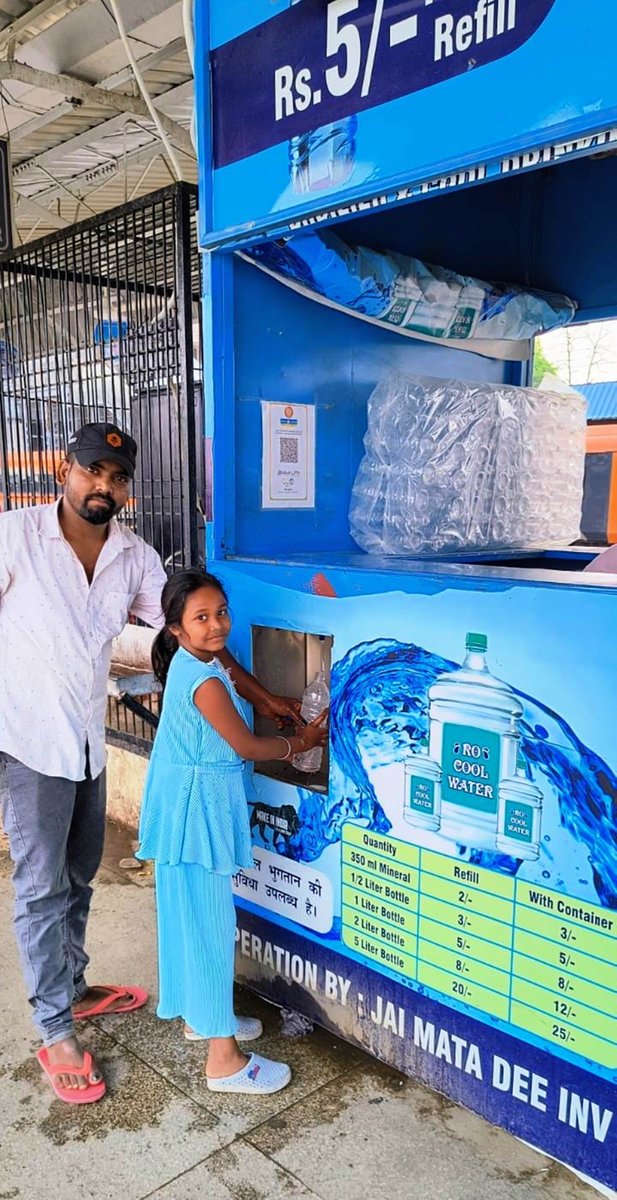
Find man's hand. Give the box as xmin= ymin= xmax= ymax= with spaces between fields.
xmin=255 ymin=693 xmax=303 ymax=729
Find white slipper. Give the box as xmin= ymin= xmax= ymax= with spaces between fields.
xmin=206 ymin=1052 xmax=291 ymax=1095
xmin=184 ymin=1015 xmax=263 ymax=1042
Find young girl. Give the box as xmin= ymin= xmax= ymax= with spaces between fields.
xmin=137 ymin=569 xmax=327 ymax=1095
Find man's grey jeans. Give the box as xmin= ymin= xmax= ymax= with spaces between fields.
xmin=0 ymin=751 xmax=106 ymax=1046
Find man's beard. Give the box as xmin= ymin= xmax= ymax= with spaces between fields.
xmin=78 ymin=496 xmax=118 ymax=525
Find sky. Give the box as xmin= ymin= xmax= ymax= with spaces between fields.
xmin=540 ymin=320 xmax=617 ymax=386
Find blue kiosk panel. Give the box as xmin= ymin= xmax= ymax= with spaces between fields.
xmin=194 ymin=0 xmax=617 ymax=1188
xmin=195 ymin=0 xmax=617 ymax=245
xmin=220 ymin=557 xmax=617 ymax=1190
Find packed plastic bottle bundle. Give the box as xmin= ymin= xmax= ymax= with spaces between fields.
xmin=245 ymin=230 xmax=577 ymax=344
xmin=349 ymin=373 xmax=587 ymax=557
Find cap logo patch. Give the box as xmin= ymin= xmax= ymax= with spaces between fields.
xmin=107 ymin=432 xmax=122 ymax=447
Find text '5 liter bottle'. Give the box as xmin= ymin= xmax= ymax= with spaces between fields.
xmin=428 ymin=633 xmax=523 ymax=851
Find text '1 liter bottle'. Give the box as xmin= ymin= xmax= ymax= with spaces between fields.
xmin=428 ymin=633 xmax=523 ymax=850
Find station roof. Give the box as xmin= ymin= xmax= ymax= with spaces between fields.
xmin=0 ymin=0 xmax=196 ymax=246
xmin=579 ymin=383 xmax=617 ymax=422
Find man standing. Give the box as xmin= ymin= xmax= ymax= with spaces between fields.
xmin=0 ymin=422 xmax=168 ymax=1102
xmin=0 ymin=420 xmax=301 ymax=1104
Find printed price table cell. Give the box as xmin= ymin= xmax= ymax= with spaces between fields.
xmin=514 ymin=952 xmax=617 ymax=1015
xmin=419 ymin=893 xmax=512 ymax=950
xmin=513 ymin=929 xmax=617 ymax=992
xmin=516 ymin=882 xmax=616 ymax=935
xmin=515 ymin=904 xmax=615 ymax=962
xmin=421 ymin=873 xmax=514 ymax=926
xmin=342 ymin=843 xmax=419 ymax=891
xmin=510 ymin=1003 xmax=617 ymax=1071
xmin=344 ymin=885 xmax=417 ymax=934
xmin=418 ymin=961 xmax=509 ymax=1021
xmin=421 ymin=917 xmax=512 ymax=973
xmin=342 ymin=922 xmax=416 ymax=979
xmin=419 ymin=938 xmax=511 ymax=997
xmin=342 ymin=862 xmax=418 ymax=911
xmin=342 ymin=903 xmax=417 ymax=958
xmin=511 ymin=977 xmax=617 ymax=1045
xmin=421 ymin=851 xmax=516 ymax=900
xmin=344 ymin=822 xmax=420 ymax=868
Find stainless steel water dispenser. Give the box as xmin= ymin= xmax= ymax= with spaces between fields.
xmin=251 ymin=626 xmax=333 ymax=793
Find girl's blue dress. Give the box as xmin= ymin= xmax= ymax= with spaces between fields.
xmin=138 ymin=648 xmax=254 ymax=872
xmin=137 ymin=649 xmax=255 ymax=1036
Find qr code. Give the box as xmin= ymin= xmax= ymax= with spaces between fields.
xmin=279 ymin=436 xmax=299 ymax=464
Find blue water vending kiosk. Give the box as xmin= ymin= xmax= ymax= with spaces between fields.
xmin=194 ymin=1 xmax=617 ymax=1188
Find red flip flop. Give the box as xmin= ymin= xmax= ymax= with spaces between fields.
xmin=37 ymin=1047 xmax=106 ymax=1105
xmin=73 ymin=984 xmax=149 ymax=1020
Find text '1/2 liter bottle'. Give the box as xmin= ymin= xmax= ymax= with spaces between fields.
xmin=403 ymin=738 xmax=442 ymax=832
xmin=428 ymin=633 xmax=523 ymax=850
xmin=496 ymin=751 xmax=542 ymax=859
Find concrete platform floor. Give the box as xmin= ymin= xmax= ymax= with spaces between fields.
xmin=0 ymin=825 xmax=610 ymax=1200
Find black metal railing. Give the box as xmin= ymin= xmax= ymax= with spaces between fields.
xmin=106 ymin=693 xmax=161 ymax=754
xmin=0 ymin=183 xmax=204 ymax=572
xmin=0 ymin=183 xmax=204 ymax=753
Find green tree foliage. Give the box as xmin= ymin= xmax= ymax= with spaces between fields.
xmin=532 ymin=342 xmax=557 ymax=387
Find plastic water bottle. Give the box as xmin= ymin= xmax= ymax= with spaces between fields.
xmin=403 ymin=738 xmax=442 ymax=832
xmin=289 ymin=117 xmax=358 ymax=194
xmin=289 ymin=0 xmax=357 ymax=195
xmin=293 ymin=667 xmax=330 ymax=773
xmin=428 ymin=633 xmax=523 ymax=850
xmin=496 ymin=752 xmax=542 ymax=860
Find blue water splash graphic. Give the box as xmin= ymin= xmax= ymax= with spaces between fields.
xmin=284 ymin=639 xmax=617 ymax=909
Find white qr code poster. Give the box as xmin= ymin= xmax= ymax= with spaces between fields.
xmin=261 ymin=401 xmax=315 ymax=509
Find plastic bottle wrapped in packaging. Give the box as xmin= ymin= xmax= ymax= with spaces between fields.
xmin=349 ymin=373 xmax=587 ymax=557
xmin=244 ymin=230 xmax=577 ymax=344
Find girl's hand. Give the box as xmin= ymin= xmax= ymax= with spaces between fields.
xmin=194 ymin=678 xmax=323 ymax=766
xmin=256 ymin=693 xmax=303 ymax=728
xmin=296 ymin=709 xmax=328 ymax=751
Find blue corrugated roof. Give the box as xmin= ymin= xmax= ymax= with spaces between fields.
xmin=577 ymin=382 xmax=617 ymax=421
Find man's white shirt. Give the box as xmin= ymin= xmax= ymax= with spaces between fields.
xmin=0 ymin=500 xmax=166 ymax=780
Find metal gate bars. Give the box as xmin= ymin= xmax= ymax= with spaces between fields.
xmin=0 ymin=182 xmax=203 ymax=571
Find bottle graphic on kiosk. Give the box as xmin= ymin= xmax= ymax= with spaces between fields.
xmin=289 ymin=0 xmax=358 ymax=194
xmin=404 ymin=738 xmax=442 ymax=831
xmin=496 ymin=751 xmax=542 ymax=860
xmin=427 ymin=633 xmax=524 ymax=850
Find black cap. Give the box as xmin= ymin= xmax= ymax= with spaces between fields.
xmin=67 ymin=422 xmax=137 ymax=477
